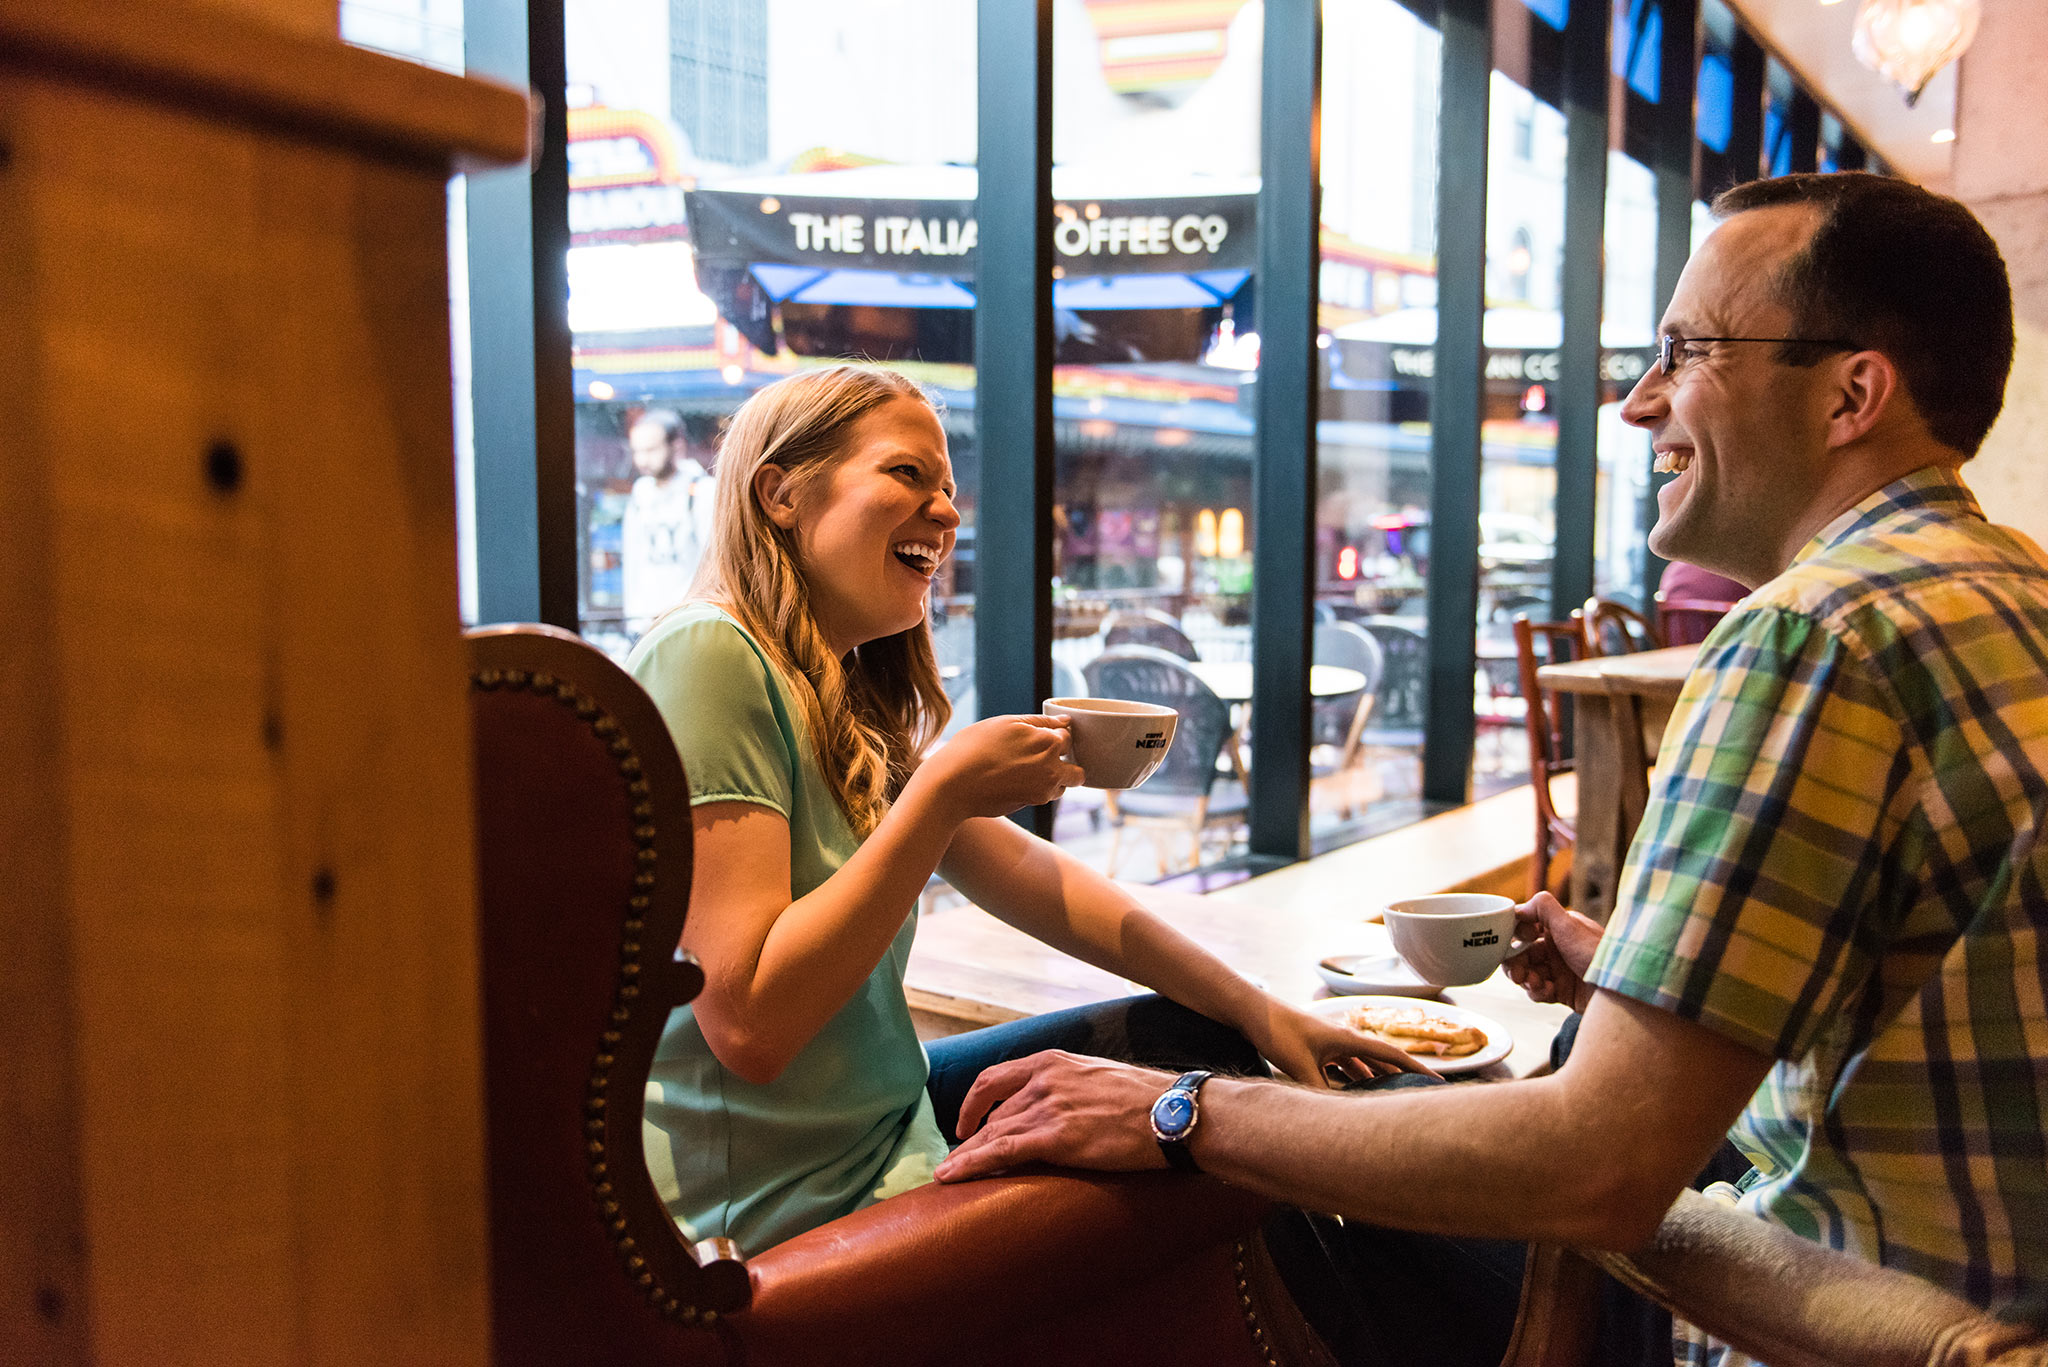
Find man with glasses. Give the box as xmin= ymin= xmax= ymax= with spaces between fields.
xmin=934 ymin=172 xmax=2045 ymax=1366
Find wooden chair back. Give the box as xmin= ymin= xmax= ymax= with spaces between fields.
xmin=468 ymin=624 xmax=747 ymax=1365
xmin=1513 ymin=616 xmax=1584 ymax=899
xmin=1580 ymin=597 xmax=1662 ymax=658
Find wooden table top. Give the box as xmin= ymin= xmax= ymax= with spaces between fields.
xmin=1537 ymin=644 xmax=1697 ymax=700
xmin=1185 ymin=661 xmax=1367 ymax=703
xmin=907 ymin=782 xmax=1574 ymax=1077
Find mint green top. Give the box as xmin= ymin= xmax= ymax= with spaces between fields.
xmin=626 ymin=603 xmax=949 ymax=1254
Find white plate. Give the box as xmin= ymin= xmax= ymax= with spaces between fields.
xmin=1316 ymin=952 xmax=1439 ymax=998
xmin=1308 ymin=994 xmax=1514 ymax=1075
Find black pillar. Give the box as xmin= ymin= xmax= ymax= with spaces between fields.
xmin=464 ymin=0 xmax=576 ymax=628
xmin=1550 ymin=0 xmax=1609 ymax=622
xmin=974 ymin=0 xmax=1056 ymax=838
xmin=1727 ymin=29 xmax=1766 ymax=186
xmin=1248 ymin=0 xmax=1323 ymax=862
xmin=1423 ymin=0 xmax=1491 ymax=807
xmin=1788 ymin=88 xmax=1821 ymax=173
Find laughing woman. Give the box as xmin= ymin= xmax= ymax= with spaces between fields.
xmin=626 ymin=364 xmax=1418 ymax=1255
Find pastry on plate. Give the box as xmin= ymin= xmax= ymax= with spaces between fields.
xmin=1341 ymin=1002 xmax=1487 ymax=1058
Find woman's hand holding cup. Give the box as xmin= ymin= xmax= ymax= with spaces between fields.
xmin=918 ymin=715 xmax=1085 ymax=821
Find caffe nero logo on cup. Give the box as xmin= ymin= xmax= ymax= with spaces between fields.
xmin=1462 ymin=929 xmax=1500 ymax=948
xmin=1135 ymin=731 xmax=1168 ymax=750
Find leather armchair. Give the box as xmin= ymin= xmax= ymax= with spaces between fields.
xmin=1505 ymin=1194 xmax=2048 ymax=1367
xmin=466 ymin=624 xmax=1293 ymax=1367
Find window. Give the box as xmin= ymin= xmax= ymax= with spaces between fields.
xmin=1593 ymin=152 xmax=1658 ymax=603
xmin=1045 ymin=0 xmax=1263 ymax=881
xmin=1764 ymin=58 xmax=1795 ymax=177
xmin=1612 ymin=0 xmax=1661 ymax=103
xmin=341 ymin=0 xmax=463 ymax=71
xmin=1479 ymin=70 xmax=1567 ymax=792
xmin=565 ymin=0 xmax=977 ymax=660
xmin=340 ymin=0 xmax=475 ymax=619
xmin=1315 ymin=0 xmax=1443 ymax=835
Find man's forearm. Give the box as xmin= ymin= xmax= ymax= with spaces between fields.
xmin=1184 ymin=993 xmax=1769 ymax=1249
xmin=1187 ymin=1073 xmax=1667 ymax=1248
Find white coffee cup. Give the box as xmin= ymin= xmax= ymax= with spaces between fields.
xmin=1383 ymin=893 xmax=1523 ymax=987
xmin=1042 ymin=697 xmax=1178 ymax=790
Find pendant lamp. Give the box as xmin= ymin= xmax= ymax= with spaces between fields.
xmin=1852 ymin=0 xmax=1981 ymax=106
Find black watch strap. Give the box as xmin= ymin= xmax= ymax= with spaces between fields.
xmin=1153 ymin=1070 xmax=1213 ymax=1172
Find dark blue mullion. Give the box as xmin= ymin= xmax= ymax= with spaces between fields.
xmin=974 ymin=0 xmax=1056 ymax=838
xmin=1788 ymin=87 xmax=1821 ymax=174
xmin=1422 ymin=0 xmax=1491 ymax=807
xmin=1641 ymin=0 xmax=1698 ymax=611
xmin=1728 ymin=28 xmax=1766 ymax=186
xmin=464 ymin=0 xmax=577 ymax=628
xmin=1248 ymin=0 xmax=1323 ymax=863
xmin=1551 ymin=0 xmax=1609 ymax=621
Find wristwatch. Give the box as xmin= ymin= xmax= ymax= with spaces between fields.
xmin=1149 ymin=1070 xmax=1214 ymax=1172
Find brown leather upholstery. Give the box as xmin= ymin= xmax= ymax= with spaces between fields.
xmin=467 ymin=623 xmax=1284 ymax=1367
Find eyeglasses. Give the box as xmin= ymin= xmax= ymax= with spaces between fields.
xmin=1657 ymin=334 xmax=1860 ymax=375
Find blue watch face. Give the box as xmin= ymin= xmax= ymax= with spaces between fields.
xmin=1152 ymin=1090 xmax=1195 ymax=1138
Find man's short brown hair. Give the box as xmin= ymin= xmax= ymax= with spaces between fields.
xmin=1713 ymin=173 xmax=2013 ymax=456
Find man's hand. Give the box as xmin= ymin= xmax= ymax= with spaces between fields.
xmin=933 ymin=1051 xmax=1177 ymax=1182
xmin=1504 ymin=891 xmax=1605 ymax=1012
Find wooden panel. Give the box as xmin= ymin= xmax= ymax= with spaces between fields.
xmin=181 ymin=0 xmax=336 ymax=42
xmin=0 ymin=80 xmax=89 ymax=1367
xmin=0 ymin=0 xmax=532 ymax=174
xmin=0 ymin=60 xmax=491 ymax=1366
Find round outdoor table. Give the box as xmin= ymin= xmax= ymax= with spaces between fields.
xmin=1184 ymin=661 xmax=1367 ymax=703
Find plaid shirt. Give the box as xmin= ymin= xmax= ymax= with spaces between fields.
xmin=1590 ymin=465 xmax=2048 ymax=1314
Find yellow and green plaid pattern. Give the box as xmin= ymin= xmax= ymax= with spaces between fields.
xmin=1590 ymin=465 xmax=2048 ymax=1311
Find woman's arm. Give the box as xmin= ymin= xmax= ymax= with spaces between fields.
xmin=685 ymin=787 xmax=959 ymax=1085
xmin=686 ymin=716 xmax=1081 ymax=1085
xmin=938 ymin=819 xmax=1429 ymax=1083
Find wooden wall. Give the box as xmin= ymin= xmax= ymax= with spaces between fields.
xmin=184 ymin=0 xmax=336 ymax=40
xmin=0 ymin=6 xmax=529 ymax=1363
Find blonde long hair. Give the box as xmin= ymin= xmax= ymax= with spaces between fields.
xmin=689 ymin=365 xmax=952 ymax=837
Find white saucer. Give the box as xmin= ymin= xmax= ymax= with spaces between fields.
xmin=1307 ymin=995 xmax=1514 ymax=1075
xmin=1316 ymin=952 xmax=1439 ymax=999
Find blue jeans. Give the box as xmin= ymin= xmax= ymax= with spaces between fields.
xmin=923 ymin=993 xmax=1267 ymax=1144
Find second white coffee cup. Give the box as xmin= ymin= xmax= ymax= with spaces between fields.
xmin=1383 ymin=893 xmax=1522 ymax=987
xmin=1043 ymin=697 xmax=1178 ymax=790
